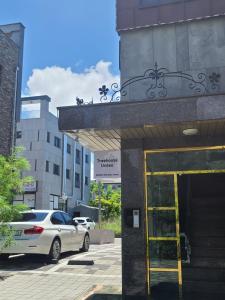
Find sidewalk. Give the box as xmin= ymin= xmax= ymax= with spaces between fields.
xmin=0 ymin=239 xmax=122 ymax=300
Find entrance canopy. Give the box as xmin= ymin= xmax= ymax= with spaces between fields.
xmin=58 ymin=93 xmax=225 ymax=151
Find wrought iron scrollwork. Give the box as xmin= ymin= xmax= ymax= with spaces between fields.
xmin=76 ymin=97 xmax=93 ymax=106
xmin=98 ymin=63 xmax=209 ymax=103
xmin=76 ymin=63 xmax=221 ymax=105
xmin=209 ymin=72 xmax=221 ymax=90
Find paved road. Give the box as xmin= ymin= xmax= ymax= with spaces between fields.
xmin=0 ymin=239 xmax=122 ymax=300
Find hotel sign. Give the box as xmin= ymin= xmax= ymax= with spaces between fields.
xmin=94 ymin=151 xmax=121 ymax=180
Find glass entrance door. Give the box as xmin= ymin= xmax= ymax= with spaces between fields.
xmin=146 ymin=174 xmax=182 ymax=299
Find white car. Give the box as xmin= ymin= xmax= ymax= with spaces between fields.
xmin=0 ymin=210 xmax=90 ymax=262
xmin=73 ymin=217 xmax=96 ymax=230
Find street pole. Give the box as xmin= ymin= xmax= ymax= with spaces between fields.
xmin=98 ymin=181 xmax=101 ymax=229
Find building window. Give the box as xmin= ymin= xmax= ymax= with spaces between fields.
xmin=75 ymin=173 xmax=80 ymax=188
xmin=53 ymin=164 xmax=60 ymax=176
xmin=23 ymin=194 xmax=36 ymax=209
xmin=67 ymin=143 xmax=71 ymax=154
xmin=139 ymin=0 xmax=181 ymax=7
xmin=37 ymin=130 xmax=40 ymax=141
xmin=0 ymin=65 xmax=2 ymax=85
xmin=85 ymin=176 xmax=89 ymax=186
xmin=85 ymin=154 xmax=89 ymax=164
xmin=76 ymin=149 xmax=80 ymax=164
xmin=30 ymin=142 xmax=32 ymax=151
xmin=16 ymin=131 xmax=22 ymax=139
xmin=54 ymin=136 xmax=61 ymax=148
xmin=66 ymin=169 xmax=70 ymax=180
xmin=47 ymin=131 xmax=50 ymax=143
xmin=35 ymin=159 xmax=37 ymax=171
xmin=49 ymin=194 xmax=59 ymax=210
xmin=46 ymin=161 xmax=49 ymax=172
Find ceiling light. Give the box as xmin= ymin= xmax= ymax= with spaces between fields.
xmin=182 ymin=128 xmax=199 ymax=136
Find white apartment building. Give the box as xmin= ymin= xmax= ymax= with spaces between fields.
xmin=15 ymin=95 xmax=91 ymax=215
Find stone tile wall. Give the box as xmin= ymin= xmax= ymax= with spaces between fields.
xmin=0 ymin=30 xmax=19 ymax=155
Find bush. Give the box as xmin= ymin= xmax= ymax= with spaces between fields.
xmin=0 ymin=147 xmax=33 ymax=249
xmin=89 ymin=182 xmax=121 ymax=220
xmin=97 ymin=218 xmax=121 ymax=237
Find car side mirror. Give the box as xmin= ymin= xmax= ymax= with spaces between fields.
xmin=72 ymin=220 xmax=79 ymax=226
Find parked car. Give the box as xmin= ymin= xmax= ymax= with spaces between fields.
xmin=73 ymin=217 xmax=95 ymax=230
xmin=0 ymin=210 xmax=90 ymax=262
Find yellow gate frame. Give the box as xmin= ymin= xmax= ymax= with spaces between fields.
xmin=144 ymin=145 xmax=225 ymax=298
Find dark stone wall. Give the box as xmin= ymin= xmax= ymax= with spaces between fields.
xmin=117 ymin=0 xmax=225 ymax=31
xmin=0 ymin=30 xmax=19 ymax=155
xmin=121 ymin=139 xmax=147 ymax=299
xmin=0 ymin=23 xmax=25 ymax=122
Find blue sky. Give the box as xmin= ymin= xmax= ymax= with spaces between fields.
xmin=0 ymin=0 xmax=119 ymax=102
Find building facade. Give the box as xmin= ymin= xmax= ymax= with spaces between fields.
xmin=15 ymin=96 xmax=91 ymax=215
xmin=0 ymin=23 xmax=24 ymax=155
xmin=59 ymin=1 xmax=225 ymax=299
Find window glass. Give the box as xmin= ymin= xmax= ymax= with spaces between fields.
xmin=16 ymin=131 xmax=22 ymax=139
xmin=46 ymin=161 xmax=49 ymax=172
xmin=148 ymin=210 xmax=176 ymax=237
xmin=140 ymin=0 xmax=182 ymax=8
xmin=66 ymin=169 xmax=70 ymax=179
xmin=53 ymin=164 xmax=60 ymax=176
xmin=47 ymin=132 xmax=50 ymax=143
xmin=76 ymin=149 xmax=81 ymax=164
xmin=61 ymin=212 xmax=73 ymax=225
xmin=14 ymin=212 xmax=48 ymax=222
xmin=67 ymin=144 xmax=71 ymax=154
xmin=85 ymin=154 xmax=89 ymax=163
xmin=23 ymin=194 xmax=35 ymax=209
xmin=51 ymin=212 xmax=65 ymax=225
xmin=150 ymin=271 xmax=179 ymax=298
xmin=146 ymin=149 xmax=225 ymax=172
xmin=149 ymin=240 xmax=178 ymax=268
xmin=75 ymin=173 xmax=80 ymax=188
xmin=147 ymin=176 xmax=175 ymax=207
xmin=54 ymin=136 xmax=61 ymax=148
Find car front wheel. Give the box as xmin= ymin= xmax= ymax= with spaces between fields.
xmin=80 ymin=234 xmax=90 ymax=252
xmin=48 ymin=238 xmax=61 ymax=263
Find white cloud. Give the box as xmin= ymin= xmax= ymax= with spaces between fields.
xmin=25 ymin=61 xmax=120 ymax=115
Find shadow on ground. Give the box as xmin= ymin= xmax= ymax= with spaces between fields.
xmin=0 ymin=251 xmax=79 ymax=271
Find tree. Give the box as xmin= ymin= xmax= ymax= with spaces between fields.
xmin=0 ymin=147 xmax=33 ymax=249
xmin=89 ymin=182 xmax=121 ymax=220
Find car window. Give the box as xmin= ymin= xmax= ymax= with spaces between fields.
xmin=61 ymin=212 xmax=73 ymax=225
xmin=86 ymin=218 xmax=91 ymax=222
xmin=14 ymin=212 xmax=48 ymax=222
xmin=77 ymin=219 xmax=85 ymax=223
xmin=51 ymin=212 xmax=65 ymax=225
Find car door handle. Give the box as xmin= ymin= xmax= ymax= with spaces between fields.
xmin=58 ymin=228 xmax=61 ymax=232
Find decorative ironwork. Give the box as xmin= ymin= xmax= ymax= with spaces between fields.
xmin=209 ymin=72 xmax=221 ymax=90
xmin=76 ymin=63 xmax=221 ymax=105
xmin=98 ymin=63 xmax=209 ymax=103
xmin=76 ymin=97 xmax=93 ymax=106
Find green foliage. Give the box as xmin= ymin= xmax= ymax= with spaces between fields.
xmin=0 ymin=199 xmax=27 ymax=249
xmin=89 ymin=182 xmax=121 ymax=220
xmin=97 ymin=217 xmax=121 ymax=237
xmin=0 ymin=147 xmax=32 ymax=203
xmin=0 ymin=147 xmax=33 ymax=249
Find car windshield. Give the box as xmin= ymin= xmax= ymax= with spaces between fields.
xmin=14 ymin=212 xmax=48 ymax=222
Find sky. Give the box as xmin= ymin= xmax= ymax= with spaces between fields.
xmin=0 ymin=0 xmax=120 ymax=114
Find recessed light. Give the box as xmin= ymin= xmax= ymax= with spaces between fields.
xmin=182 ymin=128 xmax=199 ymax=136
